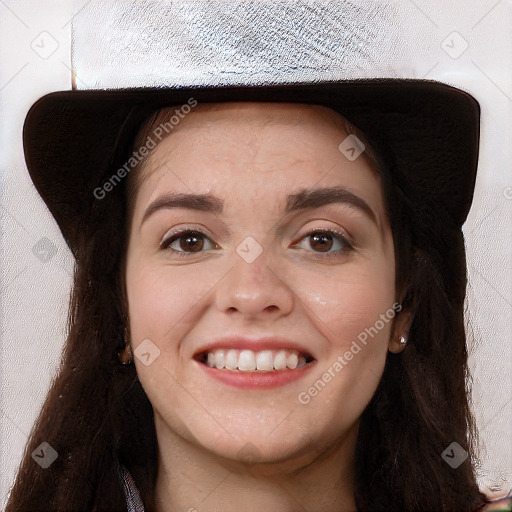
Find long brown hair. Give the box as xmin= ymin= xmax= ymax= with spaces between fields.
xmin=6 ymin=104 xmax=486 ymax=512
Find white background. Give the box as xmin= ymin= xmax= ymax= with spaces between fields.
xmin=1 ymin=0 xmax=511 ymax=508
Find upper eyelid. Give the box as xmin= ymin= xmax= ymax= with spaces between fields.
xmin=160 ymin=216 xmax=354 ymax=240
xmin=294 ymin=225 xmax=353 ymax=244
xmin=161 ymin=225 xmax=214 ymax=243
xmin=160 ymin=229 xmax=215 ymax=250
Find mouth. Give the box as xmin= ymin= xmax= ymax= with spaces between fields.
xmin=193 ymin=347 xmax=317 ymax=389
xmin=194 ymin=348 xmax=316 ymax=372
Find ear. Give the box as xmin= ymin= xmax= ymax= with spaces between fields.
xmin=388 ymin=306 xmax=413 ymax=354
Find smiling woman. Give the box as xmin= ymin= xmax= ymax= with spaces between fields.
xmin=121 ymin=102 xmax=400 ymax=511
xmin=6 ymin=80 xmax=510 ymax=512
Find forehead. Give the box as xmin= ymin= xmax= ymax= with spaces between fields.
xmin=131 ymin=101 xmax=384 ymax=218
xmin=141 ymin=102 xmax=349 ymax=166
xmin=137 ymin=101 xmax=367 ymax=174
xmin=151 ymin=101 xmax=349 ymax=130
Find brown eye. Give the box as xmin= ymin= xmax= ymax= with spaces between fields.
xmin=161 ymin=230 xmax=215 ymax=255
xmin=294 ymin=229 xmax=353 ymax=256
xmin=181 ymin=232 xmax=203 ymax=252
xmin=309 ymin=232 xmax=334 ymax=252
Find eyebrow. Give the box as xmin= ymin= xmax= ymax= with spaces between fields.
xmin=140 ymin=186 xmax=379 ymax=228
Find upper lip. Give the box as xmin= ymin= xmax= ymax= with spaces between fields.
xmin=193 ymin=335 xmax=316 ymax=361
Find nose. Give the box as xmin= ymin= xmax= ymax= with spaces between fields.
xmin=214 ymin=244 xmax=295 ymax=320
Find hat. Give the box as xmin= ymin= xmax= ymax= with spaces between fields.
xmin=23 ymin=79 xmax=480 ymax=257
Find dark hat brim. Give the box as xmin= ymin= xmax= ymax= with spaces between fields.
xmin=23 ymin=79 xmax=480 ymax=256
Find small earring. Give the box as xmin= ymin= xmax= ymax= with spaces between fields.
xmin=118 ymin=345 xmax=133 ymax=365
xmin=399 ymin=334 xmax=408 ymax=346
xmin=118 ymin=326 xmax=133 ymax=365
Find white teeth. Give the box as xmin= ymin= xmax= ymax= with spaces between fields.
xmin=214 ymin=350 xmax=225 ymax=370
xmin=203 ymin=348 xmax=309 ymax=371
xmin=256 ymin=350 xmax=274 ymax=371
xmin=273 ymin=350 xmax=287 ymax=370
xmin=286 ymin=352 xmax=298 ymax=369
xmin=225 ymin=349 xmax=239 ymax=370
xmin=238 ymin=350 xmax=256 ymax=371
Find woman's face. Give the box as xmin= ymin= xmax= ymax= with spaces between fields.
xmin=125 ymin=102 xmax=399 ymax=465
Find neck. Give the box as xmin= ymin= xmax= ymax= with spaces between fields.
xmin=153 ymin=415 xmax=358 ymax=512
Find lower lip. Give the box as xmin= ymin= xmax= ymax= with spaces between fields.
xmin=195 ymin=360 xmax=317 ymax=389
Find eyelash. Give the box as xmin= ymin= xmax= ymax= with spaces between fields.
xmin=160 ymin=228 xmax=354 ymax=259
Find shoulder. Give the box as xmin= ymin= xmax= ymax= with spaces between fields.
xmin=475 ymin=493 xmax=512 ymax=512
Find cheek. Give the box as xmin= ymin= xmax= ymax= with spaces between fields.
xmin=125 ymin=257 xmax=227 ymax=353
xmin=293 ymin=259 xmax=395 ymax=421
xmin=127 ymin=263 xmax=194 ymax=340
xmin=298 ymin=256 xmax=396 ymax=363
